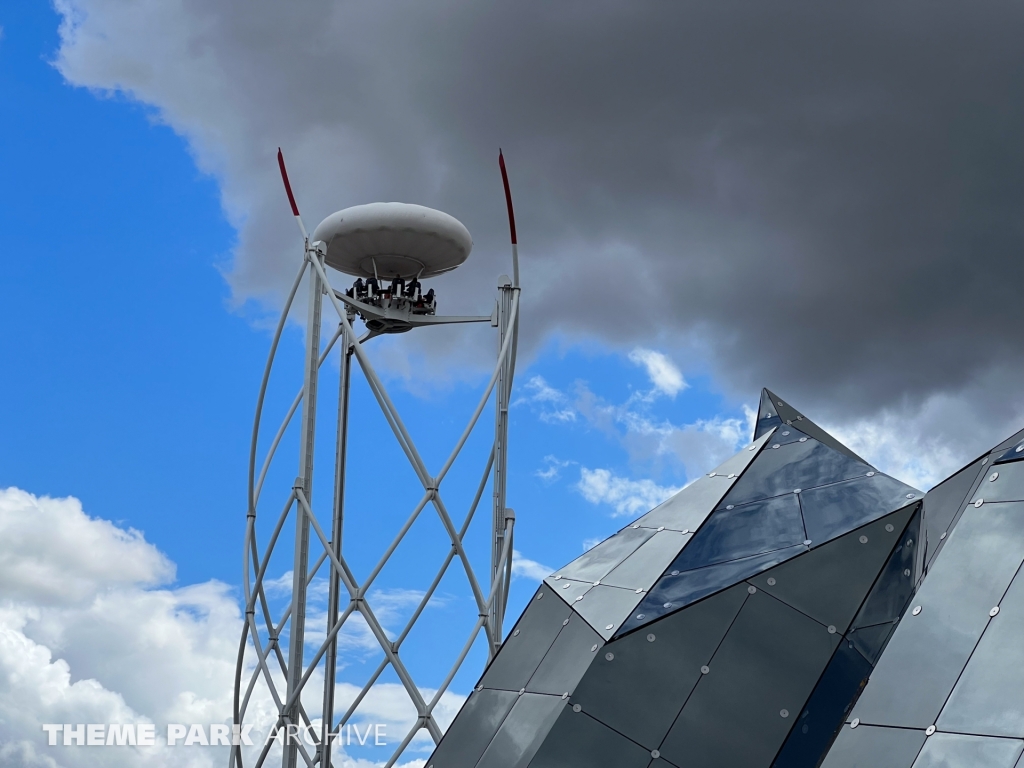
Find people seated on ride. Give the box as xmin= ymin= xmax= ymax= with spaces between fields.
xmin=353 ymin=278 xmax=367 ymax=299
xmin=366 ymin=277 xmax=379 ymax=297
xmin=405 ymin=278 xmax=421 ymax=299
xmin=390 ymin=277 xmax=405 ymax=298
xmin=423 ymin=288 xmax=435 ymax=306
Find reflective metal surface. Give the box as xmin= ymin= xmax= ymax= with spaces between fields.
xmin=660 ymin=590 xmax=839 ymax=768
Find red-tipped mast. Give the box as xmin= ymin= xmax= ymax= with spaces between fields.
xmin=277 ymin=148 xmax=308 ymax=240
xmin=498 ymin=150 xmax=520 ymax=286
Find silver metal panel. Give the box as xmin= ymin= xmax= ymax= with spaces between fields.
xmin=481 ymin=587 xmax=572 ymax=692
xmin=850 ymin=501 xmax=1024 ymax=729
xmin=750 ymin=505 xmax=915 ymax=634
xmin=571 ymin=583 xmax=748 ymax=750
xmin=527 ymin=708 xmax=654 ymax=768
xmin=526 ymin=613 xmax=602 ymax=696
xmin=552 ymin=526 xmax=656 ymax=584
xmin=475 ymin=693 xmax=566 ymax=768
xmin=660 ymin=590 xmax=839 ymax=768
xmin=938 ymin=564 xmax=1024 ymax=738
xmin=971 ymin=461 xmax=1024 ymax=504
xmin=601 ymin=530 xmax=692 ymax=591
xmin=425 ymin=688 xmax=519 ymax=768
xmin=911 ymin=733 xmax=1023 ymax=768
xmin=820 ymin=724 xmax=926 ymax=768
xmin=542 ymin=577 xmax=594 ymax=607
xmin=635 ymin=431 xmax=773 ymax=531
xmin=574 ymin=584 xmax=647 ymax=639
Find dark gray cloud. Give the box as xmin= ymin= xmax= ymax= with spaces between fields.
xmin=55 ymin=0 xmax=1024 ymax=471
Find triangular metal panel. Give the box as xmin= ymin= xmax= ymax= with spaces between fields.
xmin=755 ymin=388 xmax=784 ymax=440
xmin=766 ymin=390 xmax=870 ymax=465
xmin=635 ymin=429 xmax=775 ymax=532
xmin=720 ymin=436 xmax=875 ymax=509
xmin=922 ymin=455 xmax=988 ymax=568
xmin=748 ymin=503 xmax=917 ymax=634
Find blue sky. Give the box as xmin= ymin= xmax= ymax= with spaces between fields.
xmin=2 ymin=2 xmax=1020 ymax=766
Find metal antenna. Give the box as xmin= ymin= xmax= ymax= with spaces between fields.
xmin=231 ymin=150 xmax=522 ymax=768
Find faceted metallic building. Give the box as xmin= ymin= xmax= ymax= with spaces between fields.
xmin=821 ymin=424 xmax=1024 ymax=768
xmin=426 ymin=390 xmax=948 ymax=768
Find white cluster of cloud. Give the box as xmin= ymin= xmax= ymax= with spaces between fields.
xmin=575 ymin=468 xmax=683 ymax=518
xmin=627 ymin=348 xmax=688 ymax=398
xmin=0 ymin=487 xmax=240 ymax=767
xmin=510 ymin=550 xmax=553 ymax=582
xmin=0 ymin=487 xmax=469 ymax=768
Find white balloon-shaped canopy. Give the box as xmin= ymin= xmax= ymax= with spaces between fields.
xmin=312 ymin=202 xmax=473 ymax=280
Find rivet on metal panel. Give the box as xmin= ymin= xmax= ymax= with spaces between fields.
xmin=748 ymin=445 xmax=757 ymax=451
xmin=518 ymin=688 xmax=525 ymax=695
xmin=536 ymin=593 xmax=543 ymax=600
xmin=782 ymin=431 xmax=790 ymax=436
xmin=990 ymin=606 xmax=1000 ymax=617
xmin=647 ymin=634 xmax=656 ymax=642
xmin=975 ymin=499 xmax=984 ymax=508
xmin=561 ymin=692 xmax=568 ymax=699
xmin=605 ymin=624 xmax=614 ymax=630
xmin=850 ymin=718 xmax=860 ymax=729
xmin=828 ymin=625 xmax=837 ymax=634
xmin=574 ymin=595 xmax=583 ymax=602
xmin=671 ymin=570 xmax=680 ymax=576
xmin=663 ymin=602 xmax=673 ymax=608
xmin=940 ymin=531 xmax=947 ymax=539
xmin=635 ymin=588 xmax=643 ymax=594
xmin=906 ymin=494 xmax=915 ymax=499
xmin=708 ymin=472 xmax=717 ymax=477
xmin=700 ymin=665 xmax=710 ymax=675
xmin=572 ymin=704 xmax=582 ymax=713
xmin=651 ymin=749 xmax=661 ymax=759
xmin=748 ymin=585 xmax=757 ymax=594
xmin=859 ymin=535 xmax=868 ymax=544
xmin=726 ymin=505 xmax=735 ymax=510
xmin=912 ymin=605 xmax=922 ymax=616
xmin=562 ymin=583 xmax=571 ymax=589
xmin=605 ymin=652 xmax=614 ymax=661
xmin=476 ymin=685 xmax=483 ymax=692
xmin=780 ymin=710 xmax=789 ymax=718
xmin=904 ymin=569 xmax=911 ymax=577
xmin=990 ymin=472 xmax=999 ymax=482
xmin=636 ymin=613 xmax=646 ymax=620
xmin=866 ymin=471 xmax=875 ymax=477
xmin=682 ymin=528 xmax=690 ymax=534
xmin=799 ymin=437 xmax=808 ymax=442
xmin=803 ymin=539 xmax=812 ymax=546
xmin=885 ymin=524 xmax=894 ymax=532
xmin=632 ymin=524 xmax=640 ymax=529
xmin=657 ymin=527 xmax=665 ymax=532
xmin=767 ymin=577 xmax=777 ymax=586
xmin=728 ymin=473 xmax=736 ymax=478
xmin=554 ymin=575 xmax=562 ymax=580
xmin=593 ymin=581 xmax=601 ymax=586
xmin=794 ymin=488 xmax=802 ymax=494
xmin=591 ymin=644 xmax=598 ymax=652
xmin=772 ymin=444 xmax=781 ymax=450
xmin=926 ymin=725 xmax=936 ymax=736
xmin=513 ymin=629 xmax=520 ymax=636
